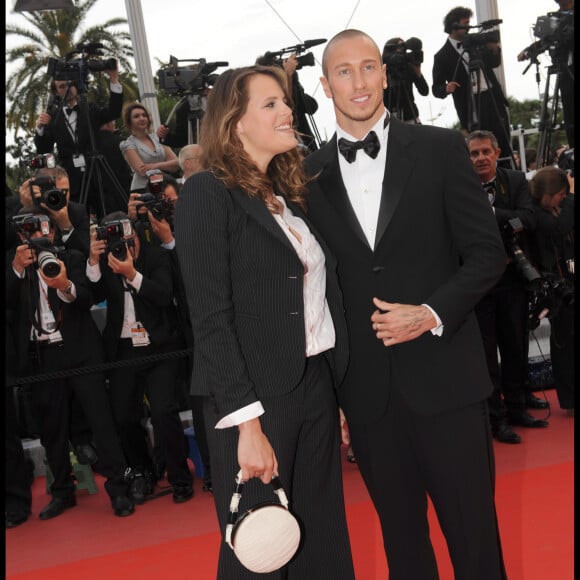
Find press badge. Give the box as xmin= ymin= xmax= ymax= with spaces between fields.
xmin=73 ymin=154 xmax=86 ymax=168
xmin=130 ymin=323 xmax=150 ymax=347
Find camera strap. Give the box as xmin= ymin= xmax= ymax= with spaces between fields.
xmin=28 ymin=271 xmax=63 ymax=337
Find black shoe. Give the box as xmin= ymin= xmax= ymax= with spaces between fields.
xmin=111 ymin=495 xmax=135 ymax=517
xmin=525 ymin=393 xmax=550 ymax=410
xmin=492 ymin=423 xmax=522 ymax=444
xmin=74 ymin=443 xmax=98 ymax=466
xmin=202 ymin=476 xmax=213 ymax=493
xmin=39 ymin=496 xmax=77 ymax=520
xmin=6 ymin=511 xmax=31 ymax=529
xmin=129 ymin=471 xmax=155 ymax=504
xmin=172 ymin=483 xmax=194 ymax=503
xmin=508 ymin=410 xmax=549 ymax=428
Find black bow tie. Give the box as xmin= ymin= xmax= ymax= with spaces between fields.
xmin=338 ymin=131 xmax=381 ymax=163
xmin=482 ymin=180 xmax=496 ymax=190
xmin=65 ymin=105 xmax=78 ymax=115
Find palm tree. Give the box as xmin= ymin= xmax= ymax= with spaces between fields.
xmin=6 ymin=0 xmax=137 ymax=144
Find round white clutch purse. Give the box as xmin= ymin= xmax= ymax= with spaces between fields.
xmin=225 ymin=470 xmax=301 ymax=574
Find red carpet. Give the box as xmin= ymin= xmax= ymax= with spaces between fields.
xmin=7 ymin=389 xmax=573 ymax=579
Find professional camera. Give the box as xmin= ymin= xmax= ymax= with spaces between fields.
xmin=462 ymin=28 xmax=500 ymax=52
xmin=12 ymin=214 xmax=62 ymax=278
xmin=133 ymin=170 xmax=174 ymax=222
xmin=265 ymin=38 xmax=327 ymax=71
xmin=157 ymin=56 xmax=228 ymax=96
xmin=29 ymin=176 xmax=68 ymax=211
xmin=502 ymin=218 xmax=541 ymax=284
xmin=384 ymin=38 xmax=424 ymax=79
xmin=46 ymin=43 xmax=117 ymax=85
xmin=557 ymin=147 xmax=574 ymax=177
xmin=528 ymin=275 xmax=574 ymax=329
xmin=95 ymin=218 xmax=134 ymax=260
xmin=19 ymin=153 xmax=56 ymax=170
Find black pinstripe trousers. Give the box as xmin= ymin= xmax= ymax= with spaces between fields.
xmin=204 ymin=353 xmax=355 ymax=579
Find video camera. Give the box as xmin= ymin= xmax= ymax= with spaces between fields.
xmin=47 ymin=42 xmax=117 ymax=87
xmin=457 ymin=19 xmax=502 ymax=53
xmin=383 ymin=38 xmax=424 ymax=80
xmin=95 ymin=218 xmax=134 ymax=261
xmin=265 ymin=38 xmax=327 ymax=70
xmin=19 ymin=153 xmax=56 ymax=170
xmin=520 ymin=10 xmax=574 ymax=65
xmin=157 ymin=56 xmax=228 ymax=96
xmin=12 ymin=214 xmax=62 ymax=278
xmin=29 ymin=175 xmax=68 ymax=211
xmin=134 ymin=170 xmax=175 ymax=222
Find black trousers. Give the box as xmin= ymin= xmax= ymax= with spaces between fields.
xmin=551 ymin=302 xmax=574 ymax=410
xmin=28 ymin=342 xmax=129 ymax=499
xmin=349 ymin=387 xmax=507 ymax=580
xmin=205 ymin=354 xmax=355 ymax=580
xmin=475 ymin=283 xmax=529 ymax=423
xmin=107 ymin=340 xmax=192 ymax=487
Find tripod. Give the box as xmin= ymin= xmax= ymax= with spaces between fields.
xmin=76 ymin=91 xmax=129 ymax=219
xmin=385 ymin=74 xmax=420 ymax=124
xmin=459 ymin=48 xmax=515 ymax=168
xmin=163 ymin=93 xmax=205 ymax=145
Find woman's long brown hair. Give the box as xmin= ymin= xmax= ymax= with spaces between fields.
xmin=199 ymin=65 xmax=309 ymax=210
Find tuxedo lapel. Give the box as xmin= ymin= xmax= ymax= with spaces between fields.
xmin=374 ymin=120 xmax=415 ymax=249
xmin=317 ymin=136 xmax=370 ymax=248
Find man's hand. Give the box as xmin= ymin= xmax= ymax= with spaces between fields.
xmin=370 ymin=297 xmax=436 ymax=346
xmin=127 ymin=192 xmax=147 ymax=221
xmin=107 ymin=250 xmax=136 ymax=281
xmin=339 ymin=408 xmax=350 ymax=446
xmin=89 ymin=227 xmax=107 ymax=266
xmin=237 ymin=418 xmax=278 ymax=484
xmin=36 ymin=112 xmax=52 ymax=129
xmin=40 ymin=259 xmax=70 ymax=293
xmin=12 ymin=243 xmax=35 ymax=275
xmin=147 ymin=211 xmax=174 ymax=245
xmin=19 ymin=179 xmax=36 ymax=209
xmin=446 ymin=81 xmax=460 ymax=94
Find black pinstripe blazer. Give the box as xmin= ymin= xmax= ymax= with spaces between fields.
xmin=173 ymin=171 xmax=348 ymax=422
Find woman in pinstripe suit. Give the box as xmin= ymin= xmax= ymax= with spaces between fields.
xmin=174 ymin=65 xmax=355 ymax=579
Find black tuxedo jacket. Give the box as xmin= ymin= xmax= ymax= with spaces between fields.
xmin=432 ymin=39 xmax=507 ymax=130
xmin=304 ymin=119 xmax=506 ymax=424
xmin=6 ymin=248 xmax=104 ymax=374
xmin=174 ymin=171 xmax=349 ymax=422
xmin=90 ymin=243 xmax=180 ymax=361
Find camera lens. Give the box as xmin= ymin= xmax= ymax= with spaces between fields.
xmin=44 ymin=189 xmax=67 ymax=211
xmin=109 ymin=239 xmax=127 ymax=261
xmin=37 ymin=251 xmax=61 ymax=278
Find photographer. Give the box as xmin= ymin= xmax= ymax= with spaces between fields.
xmin=518 ymin=0 xmax=574 ymax=148
xmin=127 ymin=173 xmax=213 ymax=491
xmin=6 ymin=207 xmax=135 ymax=519
xmin=467 ymin=130 xmax=547 ymax=444
xmin=256 ymin=51 xmax=319 ymax=153
xmin=120 ymin=102 xmax=180 ymax=193
xmin=382 ymin=37 xmax=429 ymax=124
xmin=34 ymin=62 xmax=123 ymax=206
xmin=432 ymin=7 xmax=513 ymax=164
xmin=87 ymin=211 xmax=194 ymax=505
xmin=529 ymin=166 xmax=574 ymax=415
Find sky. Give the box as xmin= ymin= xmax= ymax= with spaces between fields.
xmin=5 ymin=0 xmax=559 ymax=152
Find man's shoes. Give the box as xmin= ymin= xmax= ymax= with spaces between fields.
xmin=172 ymin=483 xmax=194 ymax=504
xmin=73 ymin=443 xmax=98 ymax=466
xmin=508 ymin=410 xmax=549 ymax=428
xmin=111 ymin=495 xmax=135 ymax=517
xmin=202 ymin=476 xmax=213 ymax=493
xmin=6 ymin=511 xmax=31 ymax=529
xmin=492 ymin=423 xmax=521 ymax=444
xmin=129 ymin=471 xmax=155 ymax=504
xmin=525 ymin=393 xmax=550 ymax=410
xmin=39 ymin=496 xmax=77 ymax=520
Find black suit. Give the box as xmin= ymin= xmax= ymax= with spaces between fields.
xmin=304 ymin=118 xmax=507 ymax=579
xmin=432 ymin=39 xmax=512 ymax=159
xmin=90 ymin=242 xmax=192 ymax=488
xmin=34 ymin=90 xmax=124 ymax=206
xmin=6 ymin=248 xmax=129 ymax=500
xmin=174 ymin=171 xmax=354 ymax=579
xmin=475 ymin=167 xmax=536 ymax=425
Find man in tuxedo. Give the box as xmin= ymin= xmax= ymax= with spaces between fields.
xmin=34 ymin=64 xmax=123 ymax=209
xmin=304 ymin=29 xmax=508 ymax=579
xmin=432 ymin=6 xmax=513 ymax=166
xmin=467 ymin=130 xmax=549 ymax=444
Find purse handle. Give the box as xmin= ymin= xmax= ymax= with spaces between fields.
xmin=225 ymin=469 xmax=290 ymax=547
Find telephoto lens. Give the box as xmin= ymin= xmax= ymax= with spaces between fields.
xmin=37 ymin=250 xmax=61 ymax=278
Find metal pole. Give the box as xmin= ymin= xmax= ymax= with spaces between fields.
xmin=474 ymin=0 xmax=508 ymax=97
xmin=123 ymin=0 xmax=161 ymax=131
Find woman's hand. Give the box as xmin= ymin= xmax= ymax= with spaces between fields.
xmin=237 ymin=418 xmax=278 ymax=484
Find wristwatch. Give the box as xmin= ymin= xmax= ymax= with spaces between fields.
xmin=63 ymin=281 xmax=73 ymax=295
